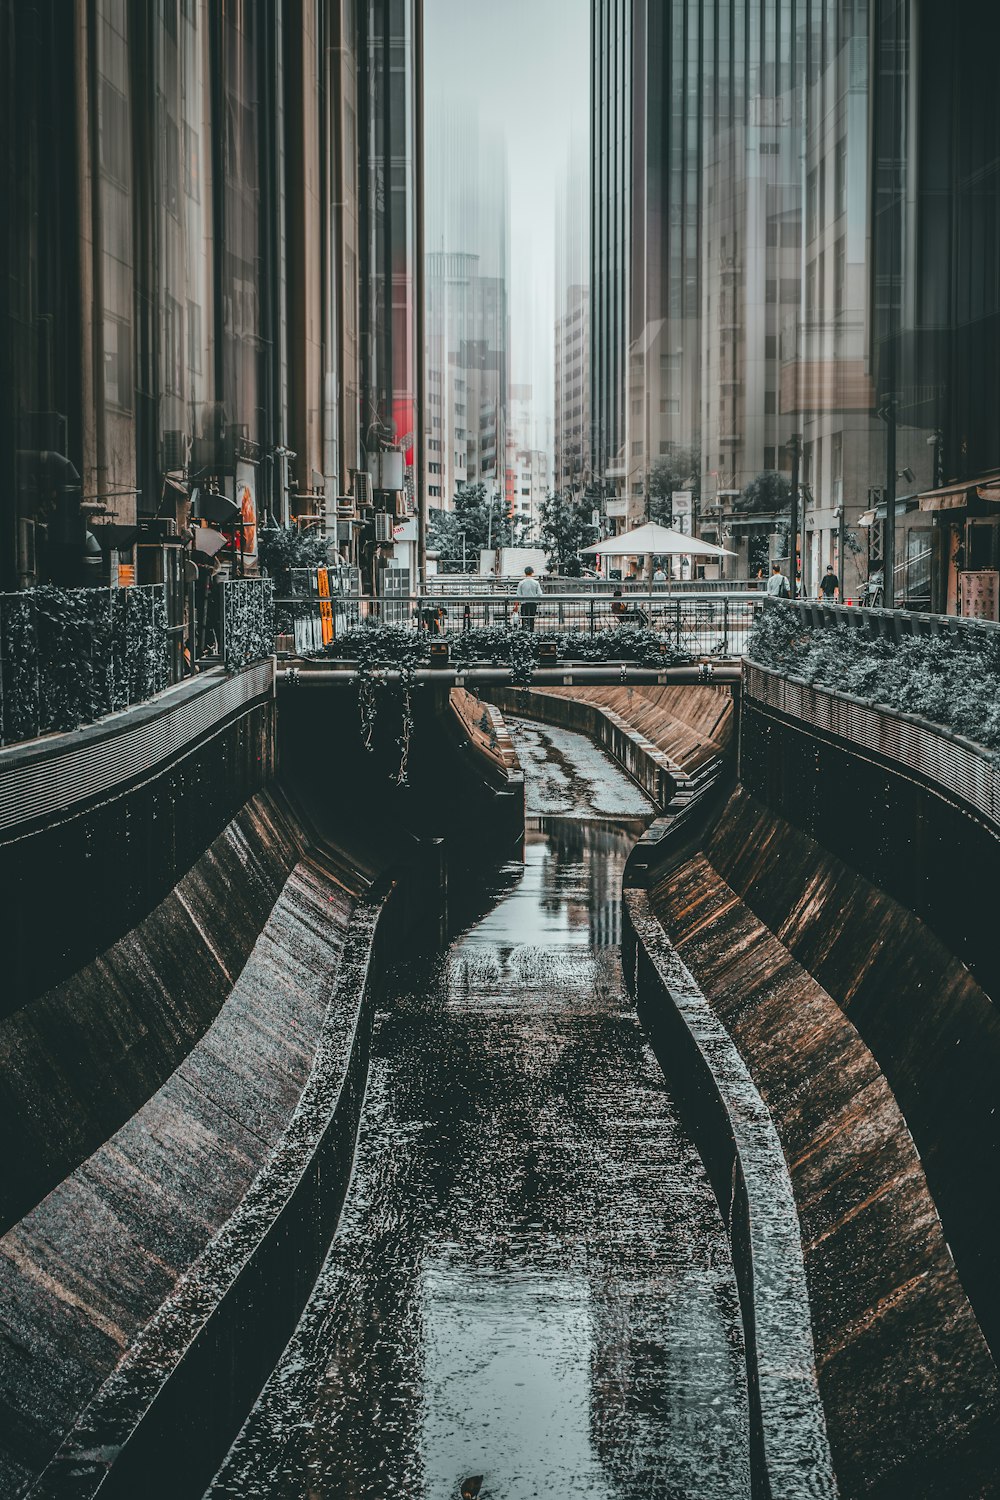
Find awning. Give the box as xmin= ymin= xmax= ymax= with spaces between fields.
xmin=858 ymin=496 xmax=919 ymax=525
xmin=918 ymin=479 xmax=976 ymax=511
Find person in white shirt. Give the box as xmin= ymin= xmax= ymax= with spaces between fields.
xmin=652 ymin=565 xmax=667 ymax=584
xmin=766 ymin=561 xmax=790 ymax=597
xmin=515 ymin=566 xmax=543 ymax=631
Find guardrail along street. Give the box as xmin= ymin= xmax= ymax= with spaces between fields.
xmin=282 ymin=585 xmax=759 ymax=659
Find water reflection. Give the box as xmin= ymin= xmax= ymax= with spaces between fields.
xmin=209 ymin=721 xmax=749 ymax=1500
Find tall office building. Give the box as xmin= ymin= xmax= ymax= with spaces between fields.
xmin=554 ymin=140 xmax=590 ymax=495
xmin=0 ymin=0 xmax=423 ymax=589
xmin=424 ymin=252 xmax=507 ymax=506
xmin=869 ymin=0 xmax=1000 ymax=612
xmin=423 ymin=101 xmax=509 ymax=511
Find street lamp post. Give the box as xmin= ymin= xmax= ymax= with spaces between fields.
xmin=788 ymin=433 xmax=801 ymax=593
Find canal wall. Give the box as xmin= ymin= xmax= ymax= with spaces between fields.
xmin=487 ymin=682 xmax=734 ymax=808
xmin=623 ymin=891 xmax=837 ymax=1500
xmin=631 ymin=670 xmax=1000 ymax=1497
xmin=0 ymin=674 xmax=525 ymax=1499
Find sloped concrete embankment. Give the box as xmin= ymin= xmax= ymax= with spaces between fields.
xmin=634 ymin=673 xmax=1000 ymax=1497
xmin=487 ymin=682 xmax=734 ymax=808
xmin=0 ymin=679 xmax=525 ymax=1499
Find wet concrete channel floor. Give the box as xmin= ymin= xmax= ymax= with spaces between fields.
xmin=208 ymin=717 xmax=750 ymax=1499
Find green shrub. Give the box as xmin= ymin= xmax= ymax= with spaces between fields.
xmin=748 ymin=603 xmax=1000 ymax=750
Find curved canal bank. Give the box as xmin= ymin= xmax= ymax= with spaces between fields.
xmin=208 ymin=717 xmax=752 ymax=1500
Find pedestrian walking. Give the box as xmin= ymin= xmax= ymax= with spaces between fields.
xmin=819 ymin=564 xmax=840 ymax=602
xmin=515 ymin=565 xmax=542 ymax=631
xmin=766 ymin=561 xmax=790 ymax=598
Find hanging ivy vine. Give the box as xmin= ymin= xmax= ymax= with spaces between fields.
xmin=319 ymin=623 xmax=695 ymax=784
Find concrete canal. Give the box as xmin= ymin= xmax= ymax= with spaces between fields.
xmin=208 ymin=717 xmax=750 ymax=1499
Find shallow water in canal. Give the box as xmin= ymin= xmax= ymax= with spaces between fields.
xmin=209 ymin=717 xmax=750 ymax=1500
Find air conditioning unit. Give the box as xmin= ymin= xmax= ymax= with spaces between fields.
xmin=161 ymin=430 xmax=189 ymax=471
xmin=375 ymin=512 xmax=394 ymax=543
xmin=370 ymin=450 xmax=404 ymax=492
xmin=351 ymin=469 xmax=372 ymax=508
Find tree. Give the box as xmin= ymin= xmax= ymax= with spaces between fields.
xmin=539 ymin=489 xmax=595 ymax=576
xmin=739 ymin=470 xmax=791 ymax=514
xmin=427 ymin=482 xmax=514 ymax=569
xmin=646 ymin=445 xmax=701 ymax=526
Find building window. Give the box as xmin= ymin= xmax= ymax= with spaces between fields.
xmin=429 ymin=462 xmax=441 ymax=474
xmin=766 ymin=279 xmax=777 ymax=303
xmin=764 ymin=446 xmax=776 ymax=469
xmin=780 ymin=278 xmax=801 ymax=304
xmin=764 ymin=390 xmax=776 ymax=414
xmin=99 ymin=80 xmax=130 ymax=187
xmin=765 ymin=334 xmax=777 ymax=359
xmin=163 ymin=296 xmax=183 ymax=393
xmin=834 ymin=237 xmax=846 ymax=317
xmin=660 ymin=398 xmax=680 ymax=415
xmin=631 ymin=440 xmax=642 ymax=456
xmin=162 ymin=116 xmax=180 ymax=219
xmin=832 ymin=431 xmax=843 ymax=503
xmin=835 ymin=136 xmax=847 ymax=219
xmin=429 ymin=485 xmax=441 ymax=497
xmin=187 ymin=300 xmax=202 ymax=373
xmin=807 ymin=168 xmax=818 ymax=242
xmin=103 ymin=316 xmax=132 ymax=411
xmin=183 ymin=122 xmax=201 ymax=202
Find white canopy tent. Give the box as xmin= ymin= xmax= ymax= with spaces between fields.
xmin=580 ymin=522 xmax=734 ymax=579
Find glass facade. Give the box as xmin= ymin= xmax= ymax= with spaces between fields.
xmin=0 ymin=0 xmax=422 ymax=589
xmin=590 ymin=0 xmax=1000 ymax=602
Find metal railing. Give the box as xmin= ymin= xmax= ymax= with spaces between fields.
xmin=0 ymin=584 xmax=168 ymax=746
xmin=278 ymin=587 xmax=760 ymax=659
xmin=426 ymin=574 xmax=766 ymax=597
xmin=774 ymin=596 xmax=1000 ymax=644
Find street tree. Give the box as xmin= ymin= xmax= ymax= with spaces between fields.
xmin=739 ymin=470 xmax=791 ymax=514
xmin=646 ymin=446 xmax=701 ymax=526
xmin=539 ymin=489 xmax=595 ymax=576
xmin=427 ymin=481 xmax=514 ymax=570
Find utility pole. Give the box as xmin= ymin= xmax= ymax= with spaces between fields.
xmin=414 ymin=0 xmax=426 ymax=587
xmin=882 ymin=397 xmax=896 ymax=608
xmin=788 ymin=433 xmax=801 ymax=593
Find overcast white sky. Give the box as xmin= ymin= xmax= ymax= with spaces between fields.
xmin=425 ymin=0 xmax=590 ymax=455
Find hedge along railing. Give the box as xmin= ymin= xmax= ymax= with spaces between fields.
xmin=0 ymin=584 xmax=168 ymax=746
xmin=749 ymin=597 xmax=1000 ymax=751
xmin=219 ymin=576 xmax=275 ymax=672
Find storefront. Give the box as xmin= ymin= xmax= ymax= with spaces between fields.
xmin=917 ymin=473 xmax=1000 ymax=617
